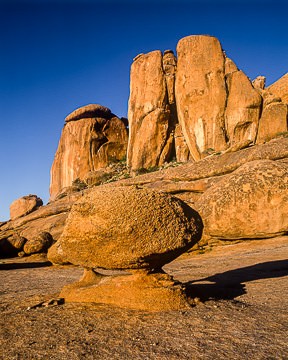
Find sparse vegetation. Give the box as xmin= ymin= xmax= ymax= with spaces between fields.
xmin=72 ymin=178 xmax=88 ymax=190
xmin=276 ymin=131 xmax=288 ymax=138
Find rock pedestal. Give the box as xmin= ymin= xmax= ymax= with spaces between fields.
xmin=59 ymin=186 xmax=203 ymax=310
xmin=60 ymin=269 xmax=190 ymax=311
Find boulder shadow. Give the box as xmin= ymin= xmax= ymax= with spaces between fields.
xmin=0 ymin=261 xmax=52 ymax=270
xmin=185 ymin=259 xmax=288 ymax=301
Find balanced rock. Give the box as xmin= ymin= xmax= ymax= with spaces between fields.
xmin=60 ymin=186 xmax=202 ymax=270
xmin=59 ymin=186 xmax=203 ymax=310
xmin=197 ymin=160 xmax=288 ymax=240
xmin=23 ymin=231 xmax=54 ymax=255
xmin=10 ymin=195 xmax=43 ymax=220
xmin=49 ymin=104 xmax=128 ymax=201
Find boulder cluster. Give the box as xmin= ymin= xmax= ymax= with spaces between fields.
xmin=1 ymin=34 xmax=288 ymax=310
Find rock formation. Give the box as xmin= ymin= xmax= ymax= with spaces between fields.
xmin=127 ymin=35 xmax=288 ymax=167
xmin=59 ymin=186 xmax=203 ymax=310
xmin=196 ymin=160 xmax=288 ymax=240
xmin=23 ymin=231 xmax=54 ymax=255
xmin=0 ymin=234 xmax=27 ymax=258
xmin=127 ymin=51 xmax=173 ymax=170
xmin=49 ymin=104 xmax=128 ymax=201
xmin=10 ymin=195 xmax=43 ymax=220
xmin=176 ymin=35 xmax=228 ymax=160
xmin=225 ymin=70 xmax=262 ymax=144
xmin=267 ymin=72 xmax=288 ymax=104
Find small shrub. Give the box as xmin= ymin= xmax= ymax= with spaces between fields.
xmin=276 ymin=131 xmax=288 ymax=138
xmin=72 ymin=178 xmax=87 ymax=190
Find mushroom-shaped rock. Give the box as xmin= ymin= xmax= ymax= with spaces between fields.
xmin=60 ymin=186 xmax=203 ymax=270
xmin=59 ymin=186 xmax=203 ymax=311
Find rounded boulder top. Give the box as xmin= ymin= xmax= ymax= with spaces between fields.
xmin=60 ymin=186 xmax=203 ymax=270
xmin=65 ymin=104 xmax=112 ymax=122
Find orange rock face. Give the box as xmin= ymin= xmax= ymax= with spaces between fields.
xmin=127 ymin=51 xmax=172 ymax=170
xmin=267 ymin=72 xmax=288 ymax=104
xmin=256 ymin=102 xmax=287 ymax=144
xmin=49 ymin=104 xmax=128 ymax=201
xmin=175 ymin=35 xmax=228 ymax=160
xmin=225 ymin=70 xmax=262 ymax=144
xmin=10 ymin=195 xmax=43 ymax=220
xmin=127 ymin=35 xmax=287 ymax=169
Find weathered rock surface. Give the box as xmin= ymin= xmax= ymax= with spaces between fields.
xmin=0 ymin=234 xmax=27 ymax=258
xmin=10 ymin=195 xmax=43 ymax=220
xmin=252 ymin=76 xmax=266 ymax=89
xmin=23 ymin=232 xmax=54 ymax=255
xmin=175 ymin=35 xmax=227 ymax=160
xmin=225 ymin=70 xmax=262 ymax=144
xmin=174 ymin=124 xmax=190 ymax=162
xmin=60 ymin=186 xmax=203 ymax=270
xmin=127 ymin=36 xmax=287 ymax=170
xmin=256 ymin=101 xmax=288 ymax=144
xmin=127 ymin=51 xmax=172 ymax=170
xmin=267 ymin=72 xmax=288 ymax=104
xmin=0 ymin=192 xmax=82 ymax=249
xmin=49 ymin=104 xmax=128 ymax=201
xmin=47 ymin=241 xmax=70 ymax=265
xmin=196 ymin=160 xmax=288 ymax=240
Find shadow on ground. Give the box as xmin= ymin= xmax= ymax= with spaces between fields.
xmin=0 ymin=261 xmax=52 ymax=270
xmin=185 ymin=259 xmax=288 ymax=301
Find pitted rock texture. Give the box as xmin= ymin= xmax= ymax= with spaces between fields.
xmin=196 ymin=160 xmax=288 ymax=240
xmin=60 ymin=186 xmax=203 ymax=270
xmin=47 ymin=241 xmax=70 ymax=265
xmin=23 ymin=231 xmax=54 ymax=255
xmin=267 ymin=72 xmax=288 ymax=104
xmin=10 ymin=195 xmax=43 ymax=220
xmin=49 ymin=105 xmax=128 ymax=201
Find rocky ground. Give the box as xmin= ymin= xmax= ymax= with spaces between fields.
xmin=1 ymin=236 xmax=288 ymax=360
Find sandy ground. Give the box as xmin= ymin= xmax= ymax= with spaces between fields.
xmin=0 ymin=236 xmax=288 ymax=360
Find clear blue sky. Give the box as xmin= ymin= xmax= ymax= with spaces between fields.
xmin=0 ymin=0 xmax=287 ymax=221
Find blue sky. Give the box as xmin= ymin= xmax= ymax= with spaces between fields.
xmin=0 ymin=0 xmax=287 ymax=221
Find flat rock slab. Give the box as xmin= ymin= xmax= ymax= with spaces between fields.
xmin=1 ymin=237 xmax=287 ymax=359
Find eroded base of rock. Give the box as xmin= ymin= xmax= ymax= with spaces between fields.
xmin=60 ymin=269 xmax=191 ymax=311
